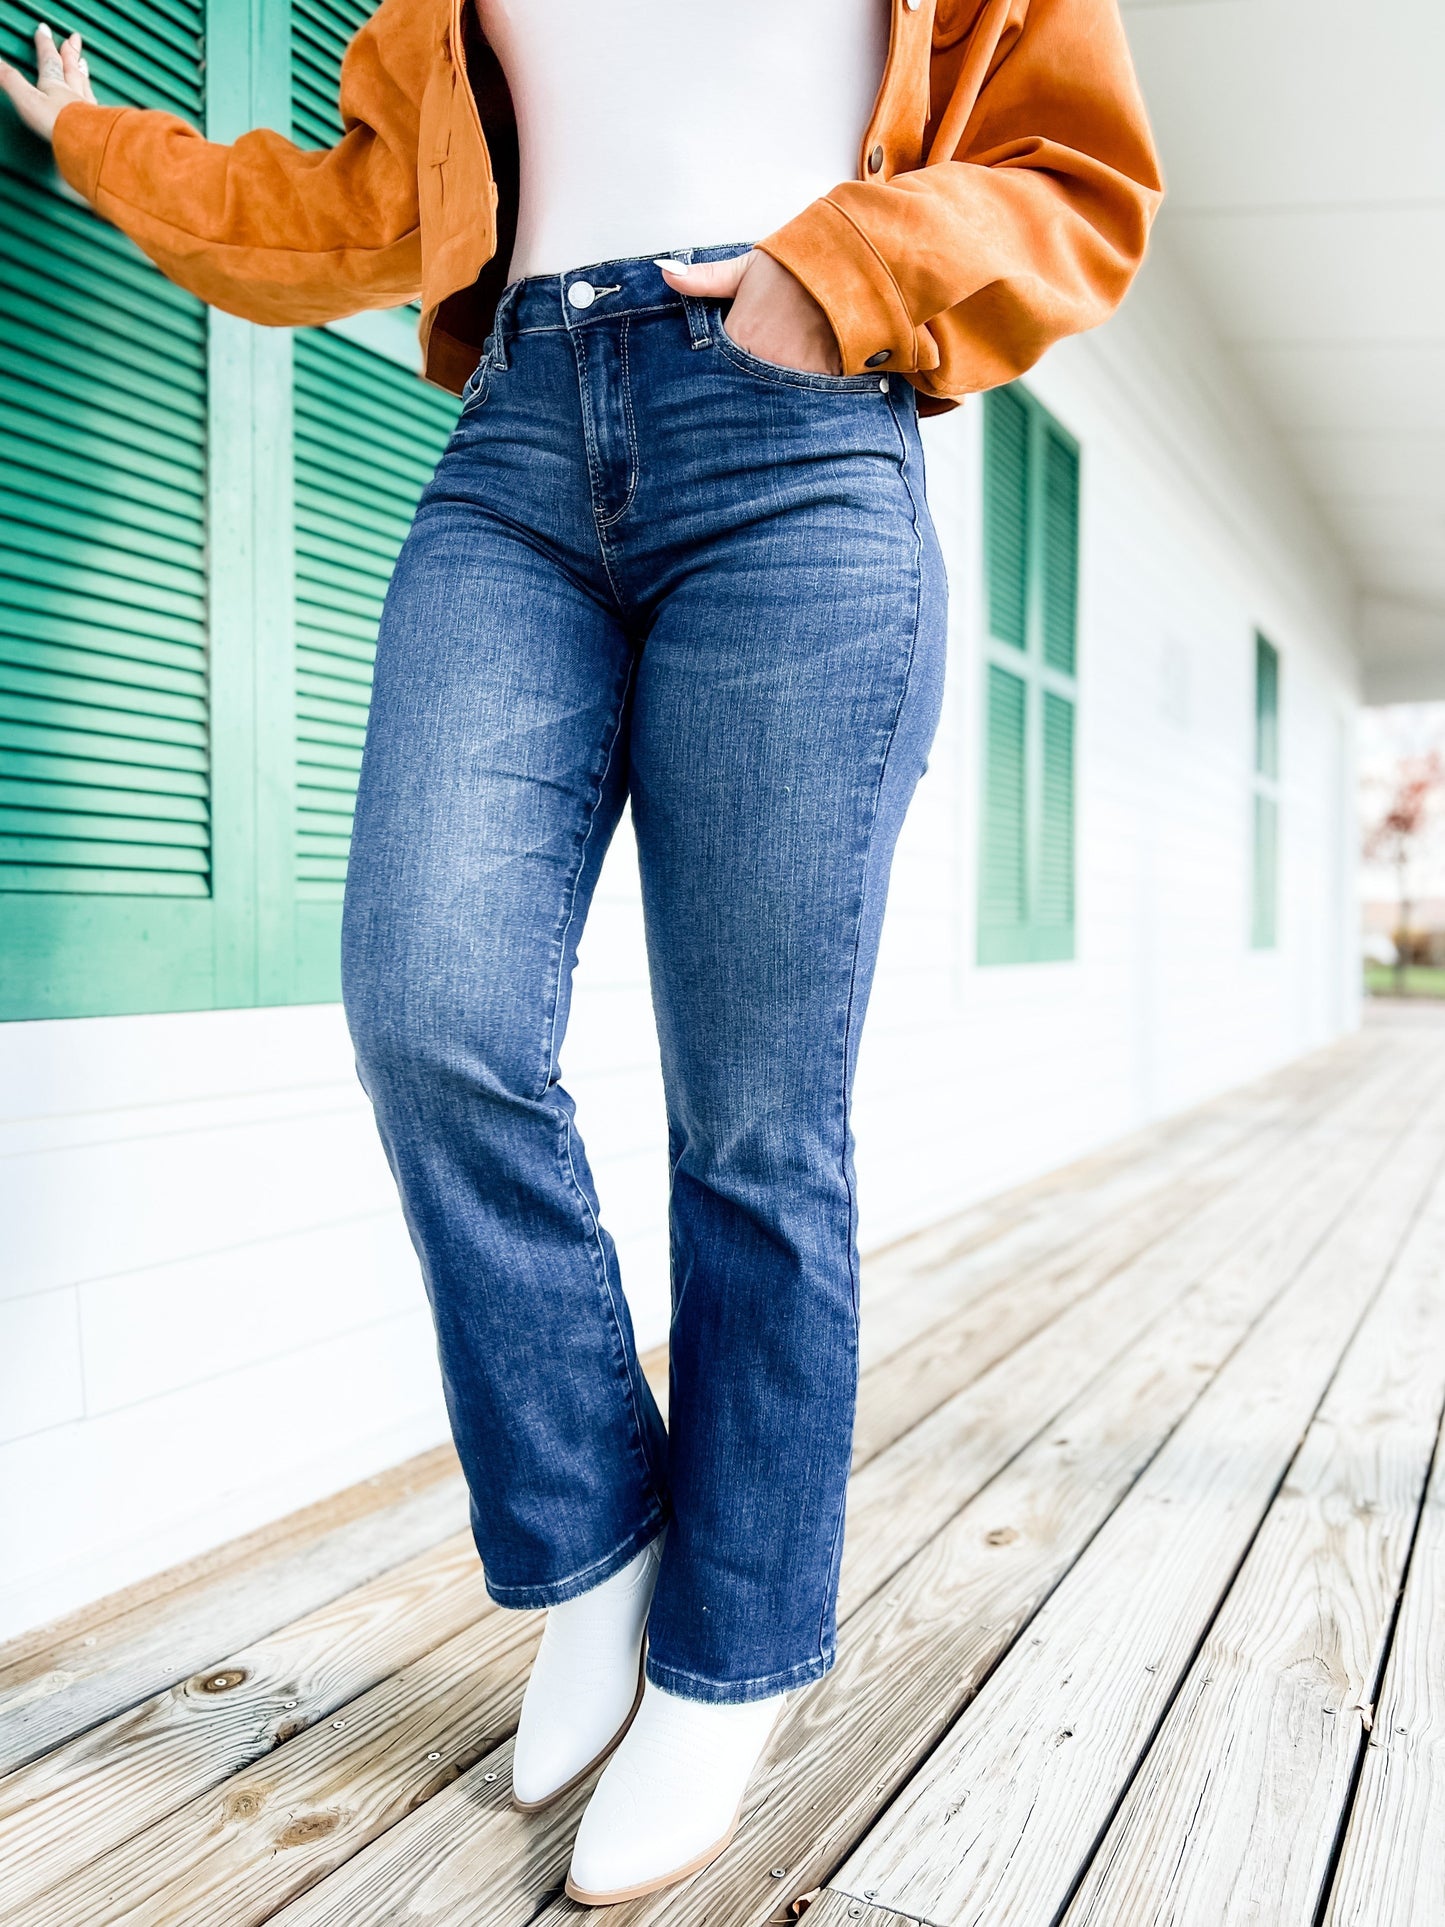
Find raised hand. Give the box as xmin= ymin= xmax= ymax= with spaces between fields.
xmin=0 ymin=21 xmax=97 ymax=144
xmin=658 ymin=251 xmax=844 ymax=377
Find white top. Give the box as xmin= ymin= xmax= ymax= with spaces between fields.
xmin=474 ymin=0 xmax=891 ymax=282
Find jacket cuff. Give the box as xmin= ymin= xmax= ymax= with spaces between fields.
xmin=757 ymin=195 xmax=918 ymax=376
xmin=52 ymin=101 xmax=128 ymax=203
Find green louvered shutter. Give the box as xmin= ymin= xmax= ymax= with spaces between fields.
xmin=292 ymin=0 xmax=374 ymax=145
xmin=1038 ymin=690 xmax=1075 ymax=927
xmin=1040 ymin=429 xmax=1079 ymax=676
xmin=984 ymin=385 xmax=1030 ymax=652
xmin=292 ymin=334 xmax=456 ymax=909
xmin=1251 ymin=633 xmax=1280 ymax=949
xmin=0 ymin=0 xmax=211 ymax=1015
xmin=289 ymin=0 xmax=456 ymax=996
xmin=981 ymin=666 xmax=1028 ymax=930
xmin=979 ymin=385 xmax=1079 ymax=966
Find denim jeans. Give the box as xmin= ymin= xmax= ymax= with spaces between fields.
xmin=341 ymin=246 xmax=947 ymax=1702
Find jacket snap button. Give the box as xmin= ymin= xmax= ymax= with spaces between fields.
xmin=567 ymin=280 xmax=596 ymax=309
xmin=865 ymin=349 xmax=891 ymax=367
xmin=905 ymin=0 xmax=921 ymax=10
xmin=868 ymin=145 xmax=885 ymax=174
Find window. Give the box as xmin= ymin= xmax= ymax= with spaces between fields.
xmin=977 ymin=384 xmax=1080 ymax=965
xmin=0 ymin=0 xmax=456 ymax=1020
xmin=1251 ymin=632 xmax=1280 ymax=949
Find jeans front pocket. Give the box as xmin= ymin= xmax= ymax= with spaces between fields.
xmin=710 ymin=308 xmax=890 ymax=395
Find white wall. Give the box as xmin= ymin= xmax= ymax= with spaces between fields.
xmin=0 ymin=238 xmax=1363 ymax=1643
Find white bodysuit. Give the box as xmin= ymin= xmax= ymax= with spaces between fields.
xmin=473 ymin=0 xmax=891 ymax=281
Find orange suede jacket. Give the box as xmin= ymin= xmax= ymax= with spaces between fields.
xmin=52 ymin=0 xmax=1162 ymax=408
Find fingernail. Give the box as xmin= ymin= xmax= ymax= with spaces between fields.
xmin=653 ymin=258 xmax=688 ymax=274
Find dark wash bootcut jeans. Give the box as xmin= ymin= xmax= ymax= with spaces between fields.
xmin=341 ymin=245 xmax=948 ymax=1703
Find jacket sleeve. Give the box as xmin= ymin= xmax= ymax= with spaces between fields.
xmin=50 ymin=0 xmax=434 ymax=327
xmin=757 ymin=0 xmax=1164 ymax=397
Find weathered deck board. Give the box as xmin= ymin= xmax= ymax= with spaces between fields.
xmin=821 ymin=1084 xmax=1445 ymax=1924
xmin=263 ymin=1042 xmax=1427 ymax=1927
xmin=0 ymin=1535 xmax=488 ymax=1918
xmin=1323 ymin=1325 xmax=1445 ymax=1924
xmin=1061 ymin=1158 xmax=1445 ymax=1925
xmin=0 ymin=1451 xmax=470 ymax=1777
xmin=3 ymin=1018 xmax=1440 ymax=1927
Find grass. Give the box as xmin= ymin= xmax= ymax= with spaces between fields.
xmin=1365 ymin=963 xmax=1445 ymax=999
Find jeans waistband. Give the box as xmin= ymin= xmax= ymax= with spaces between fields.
xmin=490 ymin=243 xmax=753 ymax=362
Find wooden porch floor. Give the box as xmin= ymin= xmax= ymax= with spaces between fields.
xmin=3 ymin=1005 xmax=1444 ymax=1925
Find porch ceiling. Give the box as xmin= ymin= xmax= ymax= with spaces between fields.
xmin=1121 ymin=0 xmax=1445 ymax=700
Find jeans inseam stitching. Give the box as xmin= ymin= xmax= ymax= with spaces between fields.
xmin=572 ymin=329 xmax=631 ymax=609
xmin=540 ymin=658 xmax=659 ymax=1504
xmin=816 ymin=394 xmax=927 ymax=1667
xmin=597 ymin=316 xmax=640 ymax=529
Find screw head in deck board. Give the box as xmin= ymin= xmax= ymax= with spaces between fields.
xmin=195 ymin=1668 xmax=247 ymax=1693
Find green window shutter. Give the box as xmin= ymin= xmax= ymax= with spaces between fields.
xmin=978 ymin=385 xmax=1079 ymax=966
xmin=981 ymin=666 xmax=1028 ymax=929
xmin=292 ymin=333 xmax=456 ymax=911
xmin=1254 ymin=631 xmax=1279 ymax=781
xmin=1251 ymin=633 xmax=1280 ymax=949
xmin=292 ymin=0 xmax=374 ymax=146
xmin=287 ymin=0 xmax=457 ymax=998
xmin=0 ymin=0 xmax=214 ymax=1016
xmin=1040 ymin=428 xmax=1079 ymax=676
xmin=983 ymin=384 xmax=1030 ymax=651
xmin=1038 ymin=690 xmax=1075 ymax=927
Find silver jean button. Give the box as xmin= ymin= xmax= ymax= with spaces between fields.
xmin=567 ymin=280 xmax=596 ymax=309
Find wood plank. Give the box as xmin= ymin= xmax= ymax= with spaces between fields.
xmin=0 ymin=1536 xmax=487 ymax=1918
xmin=1060 ymin=1158 xmax=1445 ymax=1924
xmin=821 ymin=1098 xmax=1445 ymax=1925
xmin=1323 ymin=1375 xmax=1445 ymax=1923
xmin=19 ymin=1604 xmax=543 ymax=1927
xmin=0 ymin=1345 xmax=667 ymax=1777
xmin=852 ymin=1090 xmax=1320 ymax=1469
xmin=263 ymin=1043 xmax=1435 ymax=1927
xmin=855 ymin=1036 xmax=1364 ymax=1375
xmin=0 ymin=1457 xmax=469 ymax=1777
xmin=802 ymin=1901 xmax=923 ymax=1927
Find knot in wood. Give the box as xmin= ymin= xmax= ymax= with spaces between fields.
xmin=195 ymin=1668 xmax=248 ymax=1695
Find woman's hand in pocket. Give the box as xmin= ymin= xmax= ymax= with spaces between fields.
xmin=659 ymin=251 xmax=843 ymax=376
xmin=0 ymin=22 xmax=97 ymax=144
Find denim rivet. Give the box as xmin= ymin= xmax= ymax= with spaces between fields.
xmin=879 ymin=377 xmax=890 ymax=392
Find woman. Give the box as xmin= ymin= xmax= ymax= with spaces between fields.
xmin=2 ymin=0 xmax=1159 ymax=1903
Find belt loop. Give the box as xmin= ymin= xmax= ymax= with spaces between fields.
xmin=660 ymin=247 xmax=713 ymax=351
xmin=490 ymin=280 xmax=520 ymax=370
xmin=681 ymin=292 xmax=714 ymax=351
